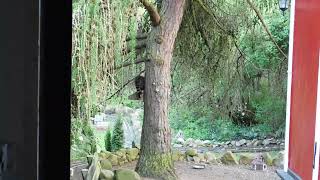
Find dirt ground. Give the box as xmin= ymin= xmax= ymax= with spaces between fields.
xmin=120 ymin=161 xmax=281 ymax=180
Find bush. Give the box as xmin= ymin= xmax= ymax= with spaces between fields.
xmin=252 ymin=87 xmax=286 ymax=132
xmin=111 ymin=117 xmax=124 ymax=151
xmin=211 ymin=118 xmax=273 ymax=141
xmin=105 ymin=129 xmax=112 ymax=151
xmin=81 ymin=121 xmax=97 ymax=154
xmin=169 ymin=105 xmax=213 ymax=140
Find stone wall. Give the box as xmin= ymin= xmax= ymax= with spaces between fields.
xmin=76 ymin=147 xmax=284 ymax=180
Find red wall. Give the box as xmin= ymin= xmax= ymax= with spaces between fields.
xmin=289 ymin=0 xmax=320 ymax=179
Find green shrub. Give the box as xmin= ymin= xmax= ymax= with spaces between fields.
xmin=252 ymin=87 xmax=286 ymax=132
xmin=169 ymin=105 xmax=213 ymax=140
xmin=111 ymin=117 xmax=124 ymax=151
xmin=211 ymin=118 xmax=274 ymax=141
xmin=82 ymin=121 xmax=97 ymax=154
xmin=105 ymin=129 xmax=112 ymax=151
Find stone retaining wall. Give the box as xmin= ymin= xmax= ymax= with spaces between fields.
xmin=78 ymin=147 xmax=284 ymax=180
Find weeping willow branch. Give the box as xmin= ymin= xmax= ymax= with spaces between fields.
xmin=193 ymin=0 xmax=229 ymax=34
xmin=139 ymin=0 xmax=161 ymax=26
xmin=245 ymin=0 xmax=288 ymax=60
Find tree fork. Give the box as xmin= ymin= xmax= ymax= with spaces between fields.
xmin=136 ymin=0 xmax=186 ymax=179
xmin=140 ymin=0 xmax=161 ymax=26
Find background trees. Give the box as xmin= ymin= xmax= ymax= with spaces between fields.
xmin=71 ymin=0 xmax=289 ymax=171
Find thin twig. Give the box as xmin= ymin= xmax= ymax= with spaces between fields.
xmin=106 ymin=70 xmax=145 ymax=100
xmin=245 ymin=0 xmax=288 ymax=60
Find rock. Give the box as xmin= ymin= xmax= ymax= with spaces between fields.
xmin=99 ymin=170 xmax=114 ymax=180
xmin=119 ymin=148 xmax=127 ymax=155
xmin=239 ymin=154 xmax=254 ymax=165
xmin=186 ymin=156 xmax=194 ymax=162
xmin=220 ymin=151 xmax=238 ymax=165
xmin=173 ymin=144 xmax=183 ymax=148
xmin=262 ymin=152 xmax=273 ymax=166
xmin=186 ymin=138 xmax=194 ymax=145
xmin=87 ymin=153 xmax=101 ymax=180
xmin=246 ymin=140 xmax=254 ymax=147
xmin=193 ymin=156 xmax=201 ymax=163
xmin=197 ymin=153 xmax=205 ymax=162
xmin=195 ymin=139 xmax=204 ymax=146
xmin=236 ymin=139 xmax=247 ymax=147
xmin=262 ymin=139 xmax=271 ymax=146
xmin=126 ymin=154 xmax=133 ymax=162
xmin=99 ymin=151 xmax=112 ymax=160
xmin=231 ymin=141 xmax=236 ymax=146
xmin=212 ymin=144 xmax=218 ymax=149
xmin=225 ymin=141 xmax=231 ymax=145
xmin=253 ymin=140 xmax=262 ymax=147
xmin=100 ymin=159 xmax=112 ymax=170
xmin=269 ymin=139 xmax=277 ymax=145
xmin=186 ymin=148 xmax=198 ymax=157
xmin=204 ymin=152 xmax=218 ymax=164
xmin=115 ymin=151 xmax=126 ymax=158
xmin=176 ymin=137 xmax=185 ymax=144
xmin=126 ymin=148 xmax=139 ymax=160
xmin=115 ymin=169 xmax=141 ymax=180
xmin=108 ymin=154 xmax=119 ymax=166
xmin=118 ymin=155 xmax=128 ymax=165
xmin=203 ymin=140 xmax=211 ymax=146
xmin=191 ymin=143 xmax=198 ymax=148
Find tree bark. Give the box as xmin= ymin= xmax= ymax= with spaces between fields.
xmin=135 ymin=0 xmax=186 ymax=179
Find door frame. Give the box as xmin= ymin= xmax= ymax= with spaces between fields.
xmin=283 ymin=0 xmax=296 ymax=172
xmin=312 ymin=49 xmax=320 ymax=180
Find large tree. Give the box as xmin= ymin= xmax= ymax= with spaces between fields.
xmin=135 ymin=0 xmax=186 ymax=179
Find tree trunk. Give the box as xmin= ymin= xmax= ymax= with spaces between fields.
xmin=135 ymin=0 xmax=186 ymax=179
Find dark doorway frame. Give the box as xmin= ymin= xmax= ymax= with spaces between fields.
xmin=0 ymin=0 xmax=71 ymax=179
xmin=38 ymin=0 xmax=72 ymax=179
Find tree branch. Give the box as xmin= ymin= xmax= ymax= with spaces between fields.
xmin=106 ymin=70 xmax=145 ymax=100
xmin=114 ymin=58 xmax=147 ymax=70
xmin=124 ymin=40 xmax=147 ymax=54
xmin=245 ymin=0 xmax=288 ymax=60
xmin=126 ymin=33 xmax=148 ymax=41
xmin=140 ymin=0 xmax=161 ymax=26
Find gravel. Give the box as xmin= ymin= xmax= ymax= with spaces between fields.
xmin=121 ymin=161 xmax=281 ymax=180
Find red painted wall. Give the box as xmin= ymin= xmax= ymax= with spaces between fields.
xmin=289 ymin=0 xmax=320 ymax=179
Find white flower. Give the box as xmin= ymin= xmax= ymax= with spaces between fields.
xmin=79 ymin=136 xmax=84 ymax=141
